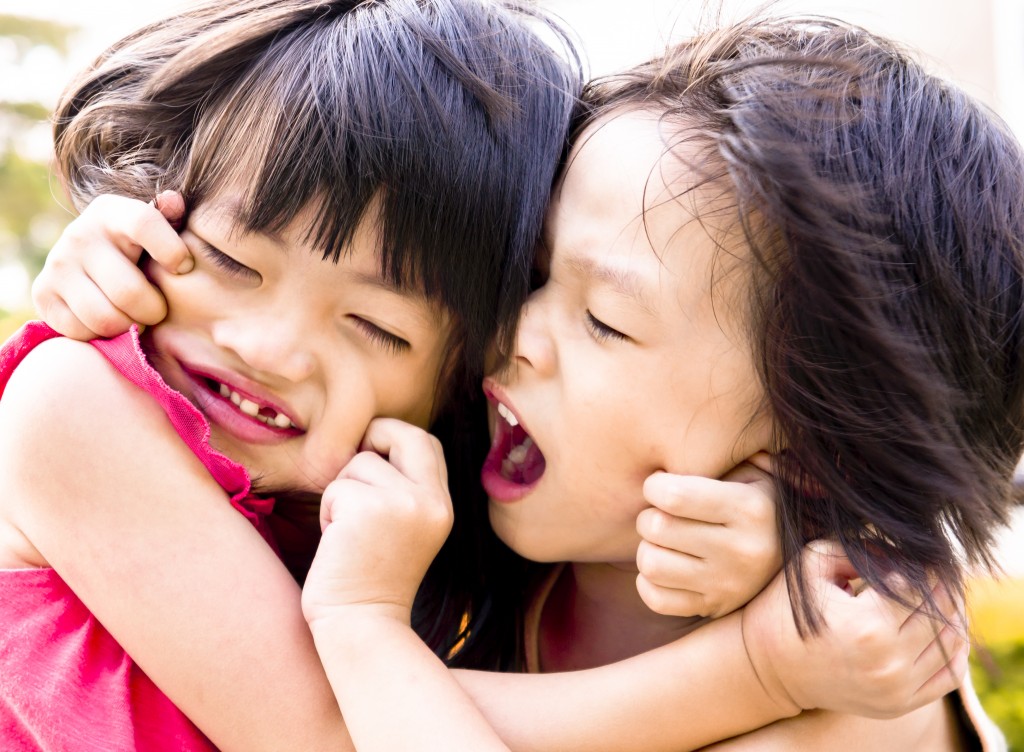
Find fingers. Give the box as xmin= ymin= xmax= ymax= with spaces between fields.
xmin=84 ymin=249 xmax=169 ymax=326
xmin=643 ymin=473 xmax=728 ymax=523
xmin=29 ymin=292 xmax=106 ymax=341
xmin=33 ymin=193 xmax=189 ymax=339
xmin=82 ymin=194 xmax=190 ymax=272
xmin=635 ymin=543 xmax=708 ymax=616
xmin=914 ymin=629 xmax=969 ymax=703
xmin=113 ymin=193 xmax=194 ymax=273
xmin=644 ymin=470 xmax=776 ymax=528
xmin=636 ymin=506 xmax=715 ymax=552
xmin=34 ymin=256 xmax=167 ymax=338
xmin=359 ymin=418 xmax=447 ymax=487
xmin=636 ymin=575 xmax=707 ymax=616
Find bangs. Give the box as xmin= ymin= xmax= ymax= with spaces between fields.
xmin=55 ymin=0 xmax=581 ymax=404
xmin=179 ymin=1 xmax=536 ymax=299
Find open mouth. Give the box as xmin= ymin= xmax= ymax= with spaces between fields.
xmin=203 ymin=377 xmax=298 ymax=431
xmin=481 ymin=393 xmax=546 ymax=500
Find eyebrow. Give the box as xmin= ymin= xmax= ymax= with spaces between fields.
xmin=562 ymin=252 xmax=657 ymax=315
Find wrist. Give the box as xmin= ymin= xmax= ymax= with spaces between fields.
xmin=739 ymin=605 xmax=802 ymax=718
xmin=307 ymin=601 xmax=412 ymax=638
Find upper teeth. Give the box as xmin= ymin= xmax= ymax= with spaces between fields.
xmin=496 ymin=402 xmax=519 ymax=427
xmin=217 ymin=383 xmax=295 ymax=429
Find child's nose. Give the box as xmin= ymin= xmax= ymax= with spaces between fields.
xmin=212 ymin=316 xmax=316 ymax=383
xmin=513 ymin=292 xmax=556 ymax=376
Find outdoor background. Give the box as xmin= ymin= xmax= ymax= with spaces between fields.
xmin=0 ymin=0 xmax=1021 ymax=746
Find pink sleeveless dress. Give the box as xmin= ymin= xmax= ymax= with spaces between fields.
xmin=0 ymin=322 xmax=276 ymax=751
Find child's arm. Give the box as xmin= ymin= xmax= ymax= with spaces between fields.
xmin=304 ymin=418 xmax=510 ymax=751
xmin=696 ymin=703 xmax=955 ymax=751
xmin=451 ymin=545 xmax=966 ymax=752
xmin=31 ymin=192 xmax=191 ymax=339
xmin=0 ymin=337 xmax=352 ymax=752
xmin=304 ymin=424 xmax=966 ymax=752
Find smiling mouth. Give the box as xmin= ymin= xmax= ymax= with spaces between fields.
xmin=204 ymin=377 xmax=297 ymax=430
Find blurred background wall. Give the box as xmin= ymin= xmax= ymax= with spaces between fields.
xmin=0 ymin=0 xmax=1021 ymax=744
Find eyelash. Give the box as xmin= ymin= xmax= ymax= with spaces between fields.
xmin=198 ymin=243 xmax=260 ymax=281
xmin=585 ymin=310 xmax=628 ymax=342
xmin=352 ymin=317 xmax=411 ymax=355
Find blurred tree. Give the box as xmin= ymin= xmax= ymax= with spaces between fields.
xmin=0 ymin=13 xmax=77 ymax=317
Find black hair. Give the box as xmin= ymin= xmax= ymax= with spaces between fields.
xmin=576 ymin=16 xmax=1024 ymax=630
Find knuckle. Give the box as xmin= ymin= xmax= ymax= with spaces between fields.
xmin=106 ymin=279 xmax=147 ymax=311
xmin=90 ymin=309 xmax=131 ymax=338
xmin=636 ymin=543 xmax=666 ymax=580
xmin=636 ymin=580 xmax=669 ymax=614
xmin=645 ymin=509 xmax=672 ymax=541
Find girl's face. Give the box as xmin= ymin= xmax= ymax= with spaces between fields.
xmin=483 ymin=112 xmax=771 ymax=564
xmin=145 ymin=197 xmax=452 ymax=493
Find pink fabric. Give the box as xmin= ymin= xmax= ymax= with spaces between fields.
xmin=0 ymin=322 xmax=278 ymax=751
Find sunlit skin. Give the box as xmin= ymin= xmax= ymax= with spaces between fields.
xmin=484 ymin=111 xmax=773 ymax=567
xmin=146 ymin=197 xmax=453 ymax=494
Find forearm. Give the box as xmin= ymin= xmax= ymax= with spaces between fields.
xmin=454 ymin=611 xmax=797 ymax=752
xmin=312 ymin=610 xmax=509 ymax=752
xmin=698 ymin=700 xmax=951 ymax=751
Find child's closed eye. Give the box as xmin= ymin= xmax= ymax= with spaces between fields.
xmin=350 ymin=316 xmax=411 ymax=355
xmin=196 ymin=242 xmax=261 ymax=282
xmin=585 ymin=310 xmax=629 ymax=342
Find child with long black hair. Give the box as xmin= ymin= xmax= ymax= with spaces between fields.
xmin=300 ymin=15 xmax=1018 ymax=751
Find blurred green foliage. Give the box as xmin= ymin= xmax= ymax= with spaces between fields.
xmin=972 ymin=642 xmax=1024 ymax=750
xmin=0 ymin=13 xmax=76 ymax=313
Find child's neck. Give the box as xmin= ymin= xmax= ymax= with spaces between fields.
xmin=538 ymin=562 xmax=707 ymax=673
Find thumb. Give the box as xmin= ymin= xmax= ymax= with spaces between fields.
xmin=154 ymin=190 xmax=186 ymax=229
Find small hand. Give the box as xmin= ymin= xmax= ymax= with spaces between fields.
xmin=742 ymin=540 xmax=968 ymax=719
xmin=301 ymin=418 xmax=453 ymax=627
xmin=32 ymin=191 xmax=192 ymax=339
xmin=635 ymin=453 xmax=781 ymax=618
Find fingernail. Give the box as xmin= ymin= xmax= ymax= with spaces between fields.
xmin=176 ymin=255 xmax=194 ymax=274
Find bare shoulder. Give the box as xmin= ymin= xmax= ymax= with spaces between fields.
xmin=0 ymin=337 xmax=215 ymax=560
xmin=3 ymin=335 xmax=142 ymax=411
xmin=0 ymin=336 xmax=175 ymax=463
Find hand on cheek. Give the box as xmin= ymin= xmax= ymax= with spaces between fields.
xmin=635 ymin=454 xmax=781 ymax=619
xmin=301 ymin=417 xmax=453 ymax=628
xmin=32 ymin=192 xmax=193 ymax=340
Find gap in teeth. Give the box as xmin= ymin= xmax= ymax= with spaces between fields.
xmin=215 ymin=381 xmax=294 ymax=429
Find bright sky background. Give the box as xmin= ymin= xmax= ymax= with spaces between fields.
xmin=1 ymin=0 xmax=1021 ymax=123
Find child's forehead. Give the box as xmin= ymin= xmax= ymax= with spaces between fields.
xmin=562 ymin=110 xmax=699 ymax=210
